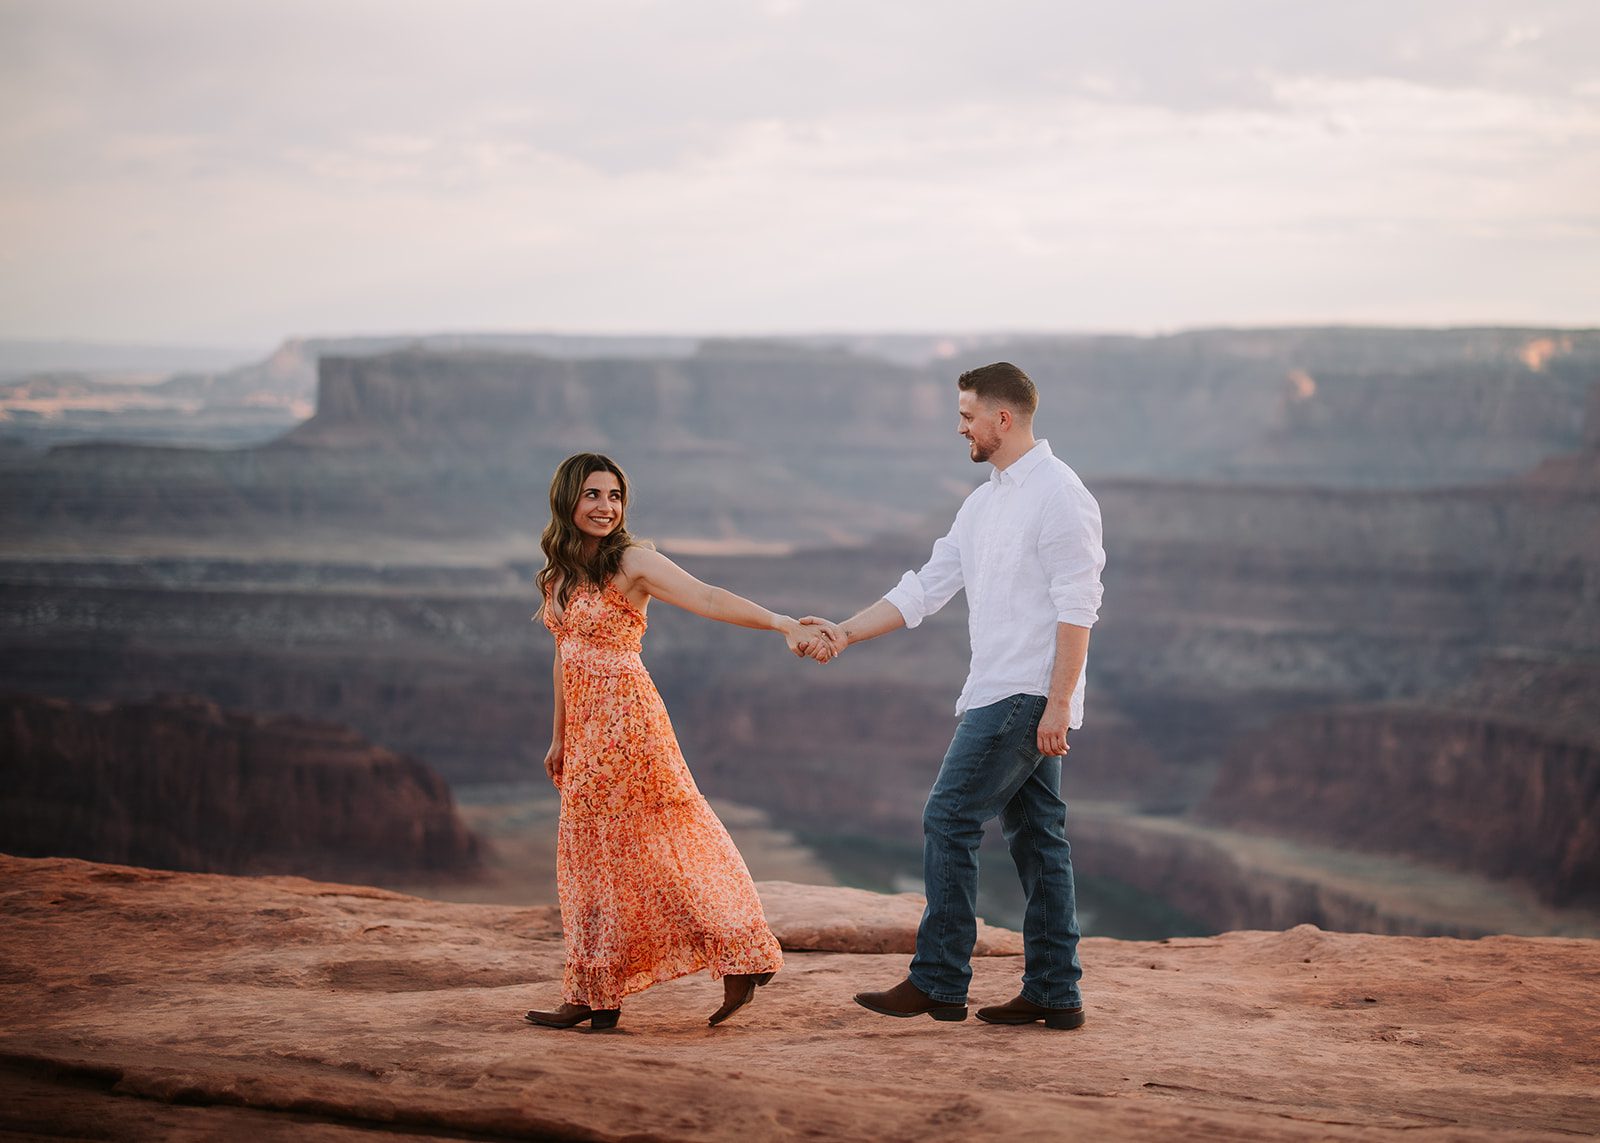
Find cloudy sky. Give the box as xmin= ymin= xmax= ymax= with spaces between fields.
xmin=1 ymin=0 xmax=1597 ymax=348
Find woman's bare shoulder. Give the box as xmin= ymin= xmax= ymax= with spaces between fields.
xmin=619 ymin=542 xmax=666 ymax=574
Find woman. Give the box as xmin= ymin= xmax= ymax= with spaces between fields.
xmin=524 ymin=452 xmax=825 ymax=1031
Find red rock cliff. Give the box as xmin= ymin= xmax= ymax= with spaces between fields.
xmin=0 ymin=692 xmax=483 ymax=883
xmin=1199 ymin=704 xmax=1600 ymax=905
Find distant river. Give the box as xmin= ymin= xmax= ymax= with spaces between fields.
xmin=449 ymin=781 xmax=1209 ymax=940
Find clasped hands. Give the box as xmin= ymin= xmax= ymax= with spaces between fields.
xmin=783 ymin=616 xmax=846 ymax=663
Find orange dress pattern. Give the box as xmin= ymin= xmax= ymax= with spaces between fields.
xmin=544 ymin=580 xmax=784 ymax=1009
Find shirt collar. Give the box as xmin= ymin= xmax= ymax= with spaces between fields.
xmin=989 ymin=439 xmax=1054 ymax=486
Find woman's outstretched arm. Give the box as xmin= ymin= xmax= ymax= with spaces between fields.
xmin=619 ymin=546 xmax=819 ymax=655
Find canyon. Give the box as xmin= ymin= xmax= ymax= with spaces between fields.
xmin=5 ymin=328 xmax=1597 ymax=554
xmin=1 ymin=327 xmax=1597 ymax=937
xmin=1201 ymin=705 xmax=1600 ymax=906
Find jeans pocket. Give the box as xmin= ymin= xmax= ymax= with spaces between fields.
xmin=995 ymin=694 xmax=1048 ymax=739
xmin=996 ymin=694 xmax=1030 ymax=735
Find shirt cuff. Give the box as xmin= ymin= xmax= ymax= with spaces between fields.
xmin=1056 ymin=608 xmax=1098 ymax=628
xmin=884 ymin=575 xmax=926 ymax=630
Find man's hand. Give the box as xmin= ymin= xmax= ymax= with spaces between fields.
xmin=1036 ymin=701 xmax=1072 ymax=757
xmin=799 ymin=616 xmax=845 ymax=663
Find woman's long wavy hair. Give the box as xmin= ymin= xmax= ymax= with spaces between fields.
xmin=537 ymin=452 xmax=638 ymax=615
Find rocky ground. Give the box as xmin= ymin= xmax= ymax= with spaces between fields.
xmin=3 ymin=854 xmax=1597 ymax=1140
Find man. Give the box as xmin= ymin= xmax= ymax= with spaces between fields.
xmin=805 ymin=361 xmax=1104 ymax=1029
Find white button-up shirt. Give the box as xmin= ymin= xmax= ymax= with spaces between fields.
xmin=884 ymin=440 xmax=1105 ymax=725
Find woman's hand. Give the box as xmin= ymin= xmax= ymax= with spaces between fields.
xmin=543 ymin=740 xmax=564 ymax=785
xmin=782 ymin=616 xmax=839 ymax=662
xmin=780 ymin=617 xmax=819 ymax=659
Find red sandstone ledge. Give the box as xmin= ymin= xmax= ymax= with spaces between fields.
xmin=2 ymin=854 xmax=1596 ymax=1141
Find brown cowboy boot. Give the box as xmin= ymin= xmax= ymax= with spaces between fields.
xmin=708 ymin=971 xmax=776 ymax=1026
xmin=853 ymin=978 xmax=968 ymax=1021
xmin=524 ymin=1002 xmax=621 ymax=1030
xmin=975 ymin=993 xmax=1085 ymax=1029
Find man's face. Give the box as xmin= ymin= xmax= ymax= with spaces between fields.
xmin=958 ymin=389 xmax=1004 ymax=464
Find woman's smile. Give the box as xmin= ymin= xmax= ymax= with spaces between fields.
xmin=573 ymin=472 xmax=624 ymax=539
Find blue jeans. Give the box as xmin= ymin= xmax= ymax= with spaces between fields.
xmin=909 ymin=693 xmax=1083 ymax=1009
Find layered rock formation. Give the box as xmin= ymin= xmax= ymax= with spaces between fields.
xmin=1 ymin=428 xmax=1596 ymax=932
xmin=3 ymin=855 xmax=1597 ymax=1140
xmin=1199 ymin=706 xmax=1600 ymax=906
xmin=1069 ymin=805 xmax=1600 ymax=938
xmin=3 ymin=327 xmax=1598 ymax=938
xmin=0 ymin=693 xmax=483 ymax=884
xmin=7 ymin=328 xmax=1598 ymax=557
xmin=949 ymin=326 xmax=1599 ymax=484
xmin=0 ymin=333 xmax=707 ymax=450
xmin=2 ymin=341 xmax=964 ymax=553
xmin=288 ymin=341 xmax=939 ymax=454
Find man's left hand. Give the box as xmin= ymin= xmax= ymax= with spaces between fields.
xmin=1037 ymin=702 xmax=1071 ymax=757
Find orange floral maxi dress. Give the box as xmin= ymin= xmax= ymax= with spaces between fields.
xmin=544 ymin=580 xmax=784 ymax=1009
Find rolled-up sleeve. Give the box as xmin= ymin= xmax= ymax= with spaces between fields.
xmin=884 ymin=521 xmax=964 ymax=629
xmin=1039 ymin=485 xmax=1105 ymax=628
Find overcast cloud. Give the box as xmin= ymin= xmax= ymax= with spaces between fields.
xmin=1 ymin=0 xmax=1596 ymax=346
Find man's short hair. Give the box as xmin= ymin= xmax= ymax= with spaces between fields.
xmin=957 ymin=361 xmax=1037 ymax=416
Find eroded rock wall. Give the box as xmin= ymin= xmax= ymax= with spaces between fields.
xmin=0 ymin=692 xmax=483 ymax=883
xmin=1200 ymin=706 xmax=1600 ymax=905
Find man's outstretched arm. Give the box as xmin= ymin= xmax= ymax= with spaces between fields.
xmin=840 ymin=598 xmax=908 ymax=648
xmin=801 ymin=513 xmax=963 ymax=660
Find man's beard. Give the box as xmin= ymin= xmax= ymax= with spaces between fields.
xmin=968 ymin=436 xmax=997 ymax=463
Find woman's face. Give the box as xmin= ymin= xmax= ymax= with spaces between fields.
xmin=572 ymin=470 xmax=624 ymax=541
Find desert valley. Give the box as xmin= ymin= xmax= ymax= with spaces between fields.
xmin=3 ymin=327 xmax=1597 ymax=939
